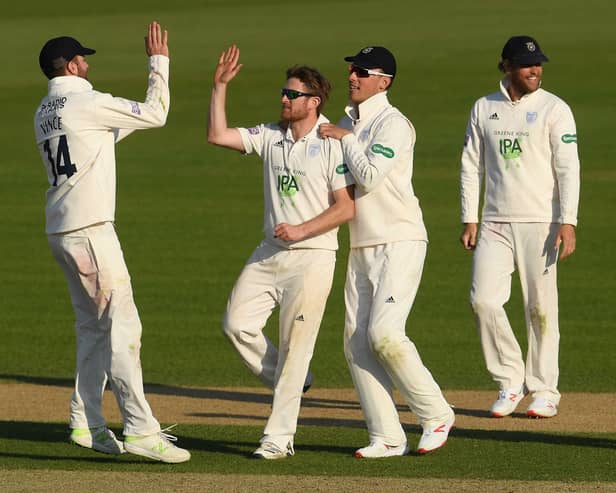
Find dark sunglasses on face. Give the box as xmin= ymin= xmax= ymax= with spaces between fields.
xmin=281 ymin=88 xmax=315 ymax=100
xmin=349 ymin=64 xmax=394 ymax=78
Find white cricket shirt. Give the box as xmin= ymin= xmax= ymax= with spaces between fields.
xmin=461 ymin=79 xmax=580 ymax=225
xmin=238 ymin=114 xmax=354 ymax=250
xmin=338 ymin=92 xmax=428 ymax=247
xmin=34 ymin=55 xmax=170 ymax=234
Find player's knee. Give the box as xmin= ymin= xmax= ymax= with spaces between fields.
xmin=343 ymin=325 xmax=369 ymax=363
xmin=222 ymin=312 xmax=241 ymax=340
xmin=470 ymin=293 xmax=502 ymax=317
xmin=368 ymin=332 xmax=402 ymax=362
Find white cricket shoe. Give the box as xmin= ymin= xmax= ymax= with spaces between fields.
xmin=124 ymin=426 xmax=190 ymax=463
xmin=70 ymin=426 xmax=124 ymax=455
xmin=491 ymin=386 xmax=528 ymax=417
xmin=253 ymin=441 xmax=295 ymax=460
xmin=527 ymin=398 xmax=558 ymax=418
xmin=354 ymin=441 xmax=410 ymax=459
xmin=417 ymin=412 xmax=455 ymax=454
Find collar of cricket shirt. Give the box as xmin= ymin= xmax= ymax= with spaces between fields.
xmin=344 ymin=91 xmax=390 ymax=123
xmin=47 ymin=75 xmax=93 ymax=95
xmin=499 ymin=78 xmax=542 ymax=106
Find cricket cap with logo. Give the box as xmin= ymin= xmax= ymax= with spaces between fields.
xmin=39 ymin=36 xmax=96 ymax=77
xmin=501 ymin=35 xmax=549 ymax=65
xmin=344 ymin=46 xmax=397 ymax=78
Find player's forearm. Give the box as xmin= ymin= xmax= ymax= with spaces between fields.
xmin=460 ymin=152 xmax=482 ymax=223
xmin=300 ymin=197 xmax=355 ymax=240
xmin=207 ymin=83 xmax=228 ymax=143
xmin=141 ymin=55 xmax=170 ymax=126
xmin=207 ymin=83 xmax=244 ymax=150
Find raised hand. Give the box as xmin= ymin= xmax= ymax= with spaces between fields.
xmin=145 ymin=21 xmax=169 ymax=57
xmin=214 ymin=45 xmax=243 ymax=85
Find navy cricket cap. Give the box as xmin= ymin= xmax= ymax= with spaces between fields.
xmin=501 ymin=35 xmax=549 ymax=65
xmin=344 ymin=46 xmax=397 ymax=77
xmin=39 ymin=36 xmax=96 ymax=76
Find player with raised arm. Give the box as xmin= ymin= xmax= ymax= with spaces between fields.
xmin=208 ymin=45 xmax=355 ymax=459
xmin=34 ymin=22 xmax=190 ymax=463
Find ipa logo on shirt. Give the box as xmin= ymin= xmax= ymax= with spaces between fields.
xmin=499 ymin=138 xmax=522 ymax=159
xmin=277 ymin=174 xmax=300 ymax=197
xmin=561 ymin=133 xmax=577 ymax=144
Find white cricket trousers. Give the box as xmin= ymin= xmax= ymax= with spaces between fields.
xmin=471 ymin=222 xmax=561 ymax=404
xmin=223 ymin=242 xmax=335 ymax=449
xmin=48 ymin=222 xmax=160 ymax=436
xmin=344 ymin=241 xmax=453 ymax=446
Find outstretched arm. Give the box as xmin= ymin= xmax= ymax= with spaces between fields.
xmin=320 ymin=118 xmax=410 ymax=193
xmin=207 ymin=44 xmax=245 ymax=151
xmin=109 ymin=21 xmax=171 ymax=142
xmin=318 ymin=123 xmax=352 ymax=141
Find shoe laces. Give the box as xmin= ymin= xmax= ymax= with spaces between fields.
xmin=260 ymin=441 xmax=294 ymax=456
xmin=159 ymin=424 xmax=180 ymax=444
xmin=260 ymin=441 xmax=283 ymax=453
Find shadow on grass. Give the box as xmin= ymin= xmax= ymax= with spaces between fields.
xmin=0 ymin=421 xmax=255 ymax=460
xmin=0 ymin=373 xmax=365 ymax=410
xmin=437 ymin=427 xmax=616 ymax=451
xmin=1 ymin=420 xmax=614 ymax=459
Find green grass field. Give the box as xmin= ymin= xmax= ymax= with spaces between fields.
xmin=1 ymin=0 xmax=614 ymax=488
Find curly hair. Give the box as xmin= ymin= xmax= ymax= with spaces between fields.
xmin=285 ymin=65 xmax=331 ymax=114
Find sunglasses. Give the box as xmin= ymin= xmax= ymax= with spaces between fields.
xmin=350 ymin=65 xmax=394 ymax=78
xmin=281 ymin=88 xmax=316 ymax=100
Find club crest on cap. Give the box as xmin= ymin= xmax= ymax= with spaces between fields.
xmin=361 ymin=47 xmax=374 ymax=54
xmin=526 ymin=42 xmax=536 ymax=52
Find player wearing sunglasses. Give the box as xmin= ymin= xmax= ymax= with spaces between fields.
xmin=319 ymin=46 xmax=454 ymax=458
xmin=207 ymin=45 xmax=355 ymax=459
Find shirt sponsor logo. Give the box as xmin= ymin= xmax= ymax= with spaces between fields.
xmin=336 ymin=163 xmax=349 ymax=174
xmin=277 ymin=174 xmax=300 ymax=196
xmin=130 ymin=102 xmax=141 ymax=115
xmin=39 ymin=97 xmax=67 ymax=116
xmin=561 ymin=133 xmax=577 ymax=144
xmin=248 ymin=127 xmax=260 ymax=135
xmin=489 ymin=112 xmax=499 ymax=120
xmin=526 ymin=111 xmax=537 ymax=123
xmin=371 ymin=143 xmax=394 ymax=159
xmin=499 ymin=138 xmax=522 ymax=159
xmin=273 ymin=140 xmax=284 ymax=147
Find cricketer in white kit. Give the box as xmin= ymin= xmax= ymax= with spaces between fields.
xmin=460 ymin=35 xmax=580 ymax=419
xmin=320 ymin=46 xmax=454 ymax=458
xmin=207 ymin=45 xmax=355 ymax=459
xmin=33 ymin=23 xmax=190 ymax=463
